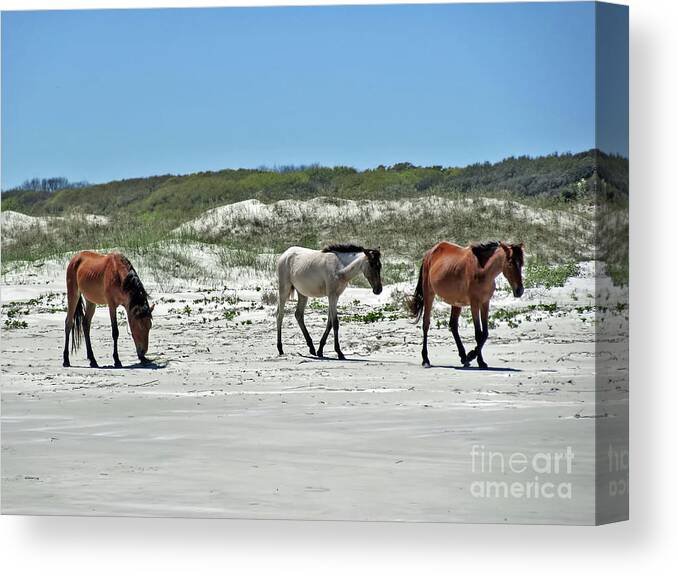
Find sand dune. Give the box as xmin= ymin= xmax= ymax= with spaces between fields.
xmin=174 ymin=196 xmax=590 ymax=240
xmin=1 ymin=211 xmax=110 ymax=246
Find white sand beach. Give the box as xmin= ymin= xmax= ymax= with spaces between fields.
xmin=1 ymin=256 xmax=628 ymax=523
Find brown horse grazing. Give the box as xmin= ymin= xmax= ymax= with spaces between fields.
xmin=63 ymin=251 xmax=154 ymax=368
xmin=408 ymin=241 xmax=524 ymax=369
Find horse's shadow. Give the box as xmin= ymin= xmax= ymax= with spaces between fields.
xmin=298 ymin=354 xmax=372 ymax=364
xmin=444 ymin=365 xmax=522 ymax=373
xmin=295 ymin=354 xmax=518 ymax=370
xmin=100 ymin=360 xmax=168 ymax=371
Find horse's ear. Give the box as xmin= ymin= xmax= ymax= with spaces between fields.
xmin=150 ymin=303 xmax=156 ymax=313
xmin=499 ymin=241 xmax=511 ymax=255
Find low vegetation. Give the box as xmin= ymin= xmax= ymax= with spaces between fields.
xmin=523 ymin=262 xmax=580 ymax=289
xmin=3 ymin=150 xmax=626 ymax=221
xmin=1 ymin=150 xmax=628 ymax=287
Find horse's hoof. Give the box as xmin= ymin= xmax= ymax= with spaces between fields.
xmin=317 ymin=351 xmax=325 ymax=359
xmin=462 ymin=362 xmax=471 ymax=368
xmin=337 ymin=353 xmax=346 ymax=361
xmin=466 ymin=351 xmax=478 ymax=363
xmin=309 ymin=348 xmax=317 ymax=356
xmin=89 ymin=361 xmax=99 ymax=368
xmin=114 ymin=361 xmax=123 ymax=368
xmin=478 ymin=361 xmax=488 ymax=370
xmin=422 ymin=361 xmax=431 ymax=368
xmin=63 ymin=361 xmax=70 ymax=368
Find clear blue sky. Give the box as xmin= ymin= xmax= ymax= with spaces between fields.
xmin=1 ymin=2 xmax=626 ymax=190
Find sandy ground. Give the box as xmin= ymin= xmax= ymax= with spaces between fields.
xmin=1 ymin=262 xmax=628 ymax=524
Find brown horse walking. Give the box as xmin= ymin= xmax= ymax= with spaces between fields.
xmin=63 ymin=251 xmax=154 ymax=368
xmin=408 ymin=241 xmax=524 ymax=369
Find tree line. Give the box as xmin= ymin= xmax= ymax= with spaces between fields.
xmin=10 ymin=177 xmax=89 ymax=194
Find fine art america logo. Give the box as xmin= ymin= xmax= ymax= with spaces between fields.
xmin=470 ymin=445 xmax=574 ymax=500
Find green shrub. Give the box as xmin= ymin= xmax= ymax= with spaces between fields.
xmin=524 ymin=262 xmax=579 ymax=289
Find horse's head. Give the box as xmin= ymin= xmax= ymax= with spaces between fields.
xmin=122 ymin=265 xmax=154 ymax=362
xmin=500 ymin=242 xmax=525 ymax=298
xmin=129 ymin=302 xmax=155 ymax=362
xmin=362 ymin=248 xmax=383 ymax=295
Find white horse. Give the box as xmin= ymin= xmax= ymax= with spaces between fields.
xmin=276 ymin=244 xmax=383 ymax=359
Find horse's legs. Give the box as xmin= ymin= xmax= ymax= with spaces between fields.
xmin=316 ymin=297 xmax=336 ymax=359
xmin=317 ymin=317 xmax=332 ymax=358
xmin=63 ymin=317 xmax=73 ymax=368
xmin=109 ymin=304 xmax=122 ymax=368
xmin=421 ymin=290 xmax=434 ymax=368
xmin=294 ymin=295 xmax=316 ymax=356
xmin=329 ymin=296 xmax=345 ymax=360
xmin=476 ymin=301 xmax=490 ymax=369
xmin=466 ymin=301 xmax=489 ymax=369
xmin=276 ymin=282 xmax=290 ymax=355
xmin=449 ymin=306 xmax=468 ymax=366
xmin=83 ymin=300 xmax=98 ymax=368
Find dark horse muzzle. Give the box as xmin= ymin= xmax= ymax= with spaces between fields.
xmin=513 ymin=286 xmax=525 ymax=298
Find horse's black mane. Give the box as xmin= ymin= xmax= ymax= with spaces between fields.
xmin=322 ymin=243 xmax=366 ymax=254
xmin=120 ymin=255 xmax=152 ymax=318
xmin=470 ymin=241 xmax=500 ymax=268
xmin=511 ymin=243 xmax=524 ymax=266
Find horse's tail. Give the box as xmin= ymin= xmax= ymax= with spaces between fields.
xmin=276 ymin=249 xmax=297 ymax=302
xmin=71 ymin=295 xmax=85 ymax=353
xmin=407 ymin=262 xmax=426 ymax=323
